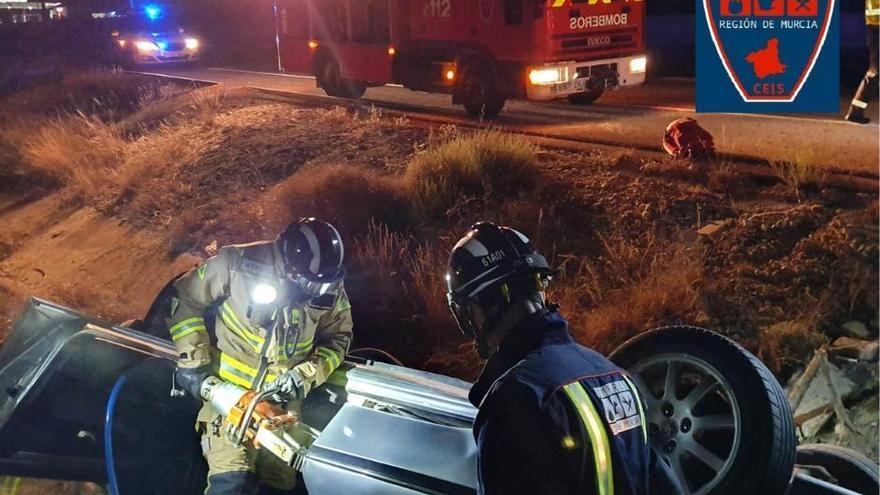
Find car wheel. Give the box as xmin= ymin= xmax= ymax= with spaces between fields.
xmin=318 ymin=59 xmax=365 ymax=99
xmin=567 ymin=88 xmax=604 ymax=105
xmin=609 ymin=325 xmax=796 ymax=495
xmin=796 ymin=443 xmax=879 ymax=494
xmin=458 ymin=63 xmax=505 ymax=119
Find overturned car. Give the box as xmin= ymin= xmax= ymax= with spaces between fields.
xmin=0 ymin=299 xmax=875 ymax=495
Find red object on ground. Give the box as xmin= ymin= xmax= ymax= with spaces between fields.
xmin=662 ymin=117 xmax=716 ymax=159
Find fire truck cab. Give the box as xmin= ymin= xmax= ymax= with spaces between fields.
xmin=275 ymin=0 xmax=646 ymax=118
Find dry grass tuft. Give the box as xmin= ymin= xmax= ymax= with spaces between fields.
xmin=405 ymin=129 xmax=539 ymax=217
xmin=758 ymin=319 xmax=827 ymax=375
xmin=21 ymin=112 xmax=126 ymax=197
xmin=708 ymin=162 xmax=746 ymax=194
xmin=771 ymin=155 xmax=827 ymax=201
xmin=550 ymin=236 xmax=705 ymax=354
xmin=347 ymin=223 xmax=458 ymax=363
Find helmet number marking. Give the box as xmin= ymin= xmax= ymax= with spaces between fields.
xmin=481 ymin=250 xmax=506 ymax=267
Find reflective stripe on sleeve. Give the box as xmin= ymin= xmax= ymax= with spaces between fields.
xmin=621 ymin=374 xmax=649 ymax=444
xmin=169 ymin=316 xmax=207 ymax=341
xmin=562 ymin=382 xmax=614 ymax=495
xmin=316 ymin=347 xmax=341 ymax=370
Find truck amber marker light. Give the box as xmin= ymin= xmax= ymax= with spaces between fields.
xmin=307 ymin=40 xmax=318 ymax=49
xmin=387 ymin=46 xmax=396 ymax=56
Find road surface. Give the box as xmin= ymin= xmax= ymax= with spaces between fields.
xmin=140 ymin=66 xmax=879 ymax=175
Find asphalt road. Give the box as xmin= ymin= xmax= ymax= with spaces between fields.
xmin=139 ymin=66 xmax=879 ymax=175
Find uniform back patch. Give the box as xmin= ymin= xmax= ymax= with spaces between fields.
xmin=592 ymin=380 xmax=642 ymax=436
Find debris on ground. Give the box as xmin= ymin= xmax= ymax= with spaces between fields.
xmin=787 ymin=345 xmax=880 ymax=462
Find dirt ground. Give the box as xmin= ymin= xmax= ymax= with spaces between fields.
xmin=0 ymin=72 xmax=877 ymax=477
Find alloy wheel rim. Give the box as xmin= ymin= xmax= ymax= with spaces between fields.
xmin=629 ymin=353 xmax=742 ymax=495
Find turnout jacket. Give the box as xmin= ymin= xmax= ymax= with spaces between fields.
xmin=469 ymin=310 xmax=682 ymax=495
xmin=166 ymin=240 xmax=353 ymax=394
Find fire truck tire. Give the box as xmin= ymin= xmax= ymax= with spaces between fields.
xmin=459 ymin=64 xmax=505 ymax=119
xmin=567 ymin=88 xmax=604 ymax=105
xmin=318 ymin=59 xmax=366 ymax=99
xmin=609 ymin=325 xmax=796 ymax=495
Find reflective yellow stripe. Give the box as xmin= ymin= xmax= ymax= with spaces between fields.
xmin=317 ymin=347 xmax=340 ymax=369
xmin=220 ymin=302 xmax=264 ymax=349
xmin=219 ymin=353 xmax=277 ymax=389
xmin=171 ymin=324 xmax=206 ymax=341
xmin=563 ymin=382 xmax=614 ymax=495
xmin=621 ymin=375 xmax=648 ymax=444
xmin=287 ymin=337 xmax=314 ymax=352
xmin=169 ymin=316 xmax=204 ymax=335
xmin=551 ymin=0 xmax=566 ymax=6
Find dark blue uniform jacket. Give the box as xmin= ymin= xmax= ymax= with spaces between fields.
xmin=468 ymin=309 xmax=683 ymax=495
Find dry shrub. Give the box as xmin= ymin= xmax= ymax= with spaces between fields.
xmin=758 ymin=320 xmax=827 ymax=375
xmin=771 ymin=155 xmax=827 ymax=201
xmin=551 ymin=236 xmax=705 ymax=354
xmin=406 ymin=129 xmax=539 ymax=217
xmin=21 ymin=112 xmax=126 ymax=197
xmin=708 ymin=162 xmax=747 ymax=194
xmin=264 ymin=165 xmax=412 ymax=240
xmin=347 ymin=223 xmax=458 ymax=364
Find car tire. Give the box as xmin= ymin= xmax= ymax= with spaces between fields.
xmin=796 ymin=443 xmax=879 ymax=494
xmin=458 ymin=62 xmax=505 ymax=119
xmin=567 ymin=88 xmax=604 ymax=105
xmin=609 ymin=325 xmax=796 ymax=495
xmin=318 ymin=58 xmax=365 ymax=99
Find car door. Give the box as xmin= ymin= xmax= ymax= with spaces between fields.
xmin=0 ymin=299 xmax=206 ymax=494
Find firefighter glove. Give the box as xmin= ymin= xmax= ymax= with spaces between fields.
xmin=269 ymin=367 xmax=307 ymax=399
xmin=176 ymin=364 xmax=212 ymax=400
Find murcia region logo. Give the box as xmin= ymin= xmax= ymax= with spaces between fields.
xmin=696 ymin=0 xmax=839 ymax=112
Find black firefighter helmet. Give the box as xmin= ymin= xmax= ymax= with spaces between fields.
xmin=278 ymin=217 xmax=346 ymax=297
xmin=446 ymin=222 xmax=553 ymax=340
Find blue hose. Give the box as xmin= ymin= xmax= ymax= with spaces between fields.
xmin=104 ymin=373 xmax=128 ymax=495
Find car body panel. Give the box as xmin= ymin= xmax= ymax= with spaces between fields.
xmin=0 ymin=299 xmax=477 ymax=494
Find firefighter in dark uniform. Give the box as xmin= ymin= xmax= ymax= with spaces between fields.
xmin=446 ymin=222 xmax=683 ymax=495
xmin=845 ymin=0 xmax=879 ymax=124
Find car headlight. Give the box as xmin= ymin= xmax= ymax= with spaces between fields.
xmin=529 ymin=67 xmax=566 ymax=85
xmin=185 ymin=37 xmax=199 ymax=50
xmin=629 ymin=56 xmax=647 ymax=74
xmin=134 ymin=40 xmax=159 ymax=52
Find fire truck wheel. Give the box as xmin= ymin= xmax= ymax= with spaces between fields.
xmin=318 ymin=59 xmax=366 ymax=99
xmin=609 ymin=325 xmax=796 ymax=495
xmin=567 ymin=88 xmax=604 ymax=105
xmin=459 ymin=64 xmax=505 ymax=119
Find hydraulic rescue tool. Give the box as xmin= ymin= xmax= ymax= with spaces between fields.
xmin=198 ymin=377 xmax=309 ymax=469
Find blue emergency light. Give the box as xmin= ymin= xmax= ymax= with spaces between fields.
xmin=143 ymin=4 xmax=162 ymax=20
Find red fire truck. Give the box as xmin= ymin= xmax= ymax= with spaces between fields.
xmin=274 ymin=0 xmax=646 ymax=117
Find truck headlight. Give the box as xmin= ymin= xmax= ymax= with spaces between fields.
xmin=529 ymin=67 xmax=566 ymax=85
xmin=629 ymin=56 xmax=647 ymax=74
xmin=185 ymin=37 xmax=200 ymax=50
xmin=134 ymin=40 xmax=159 ymax=52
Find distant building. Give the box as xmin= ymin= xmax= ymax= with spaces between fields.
xmin=0 ymin=0 xmax=65 ymax=24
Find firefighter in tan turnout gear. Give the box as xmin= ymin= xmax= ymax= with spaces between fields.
xmin=167 ymin=218 xmax=352 ymax=495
